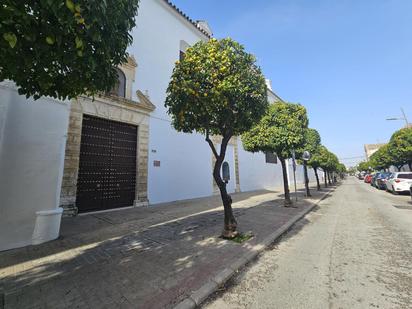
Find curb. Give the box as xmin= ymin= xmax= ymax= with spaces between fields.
xmin=173 ymin=189 xmax=332 ymax=309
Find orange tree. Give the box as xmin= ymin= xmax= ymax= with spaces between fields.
xmin=388 ymin=127 xmax=412 ymax=171
xmin=0 ymin=0 xmax=139 ymax=99
xmin=316 ymin=146 xmax=339 ymax=186
xmin=242 ymin=102 xmax=308 ymax=206
xmin=165 ymin=38 xmax=268 ymax=238
xmin=298 ymin=128 xmax=321 ymax=195
xmin=357 ymin=161 xmax=371 ymax=173
xmin=369 ymin=144 xmax=392 ymax=171
xmin=308 ymin=145 xmax=329 ymax=188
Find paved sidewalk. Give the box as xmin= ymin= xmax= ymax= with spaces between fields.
xmin=0 ymin=185 xmax=335 ymax=309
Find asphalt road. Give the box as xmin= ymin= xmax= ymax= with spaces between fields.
xmin=204 ymin=177 xmax=412 ymax=309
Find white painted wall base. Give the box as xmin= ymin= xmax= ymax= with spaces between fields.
xmin=0 ymin=81 xmax=70 ymax=251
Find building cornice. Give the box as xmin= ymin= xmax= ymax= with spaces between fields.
xmin=267 ymin=87 xmax=284 ymax=103
xmin=80 ymin=91 xmax=156 ymax=115
xmin=160 ymin=0 xmax=212 ymax=39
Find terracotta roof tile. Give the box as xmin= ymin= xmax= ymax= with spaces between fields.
xmin=163 ymin=0 xmax=212 ymax=38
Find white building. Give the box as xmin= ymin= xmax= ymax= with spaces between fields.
xmin=0 ymin=0 xmax=315 ymax=251
xmin=129 ymin=0 xmax=305 ymax=204
xmin=0 ymin=81 xmax=70 ymax=251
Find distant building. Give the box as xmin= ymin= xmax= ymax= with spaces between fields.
xmin=364 ymin=143 xmax=386 ymax=160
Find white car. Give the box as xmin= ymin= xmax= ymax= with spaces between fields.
xmin=386 ymin=172 xmax=412 ymax=194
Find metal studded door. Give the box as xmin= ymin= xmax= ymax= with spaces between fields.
xmin=76 ymin=115 xmax=137 ymax=213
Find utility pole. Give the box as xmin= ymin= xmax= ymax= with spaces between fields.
xmin=401 ymin=108 xmax=409 ymax=127
xmin=386 ymin=107 xmax=409 ymax=127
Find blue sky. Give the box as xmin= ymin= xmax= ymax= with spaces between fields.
xmin=171 ymin=0 xmax=412 ymax=166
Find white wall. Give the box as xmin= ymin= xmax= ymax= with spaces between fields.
xmin=130 ymin=0 xmax=209 ymax=119
xmin=307 ymin=166 xmax=317 ymax=183
xmin=0 ymin=82 xmax=70 ymax=251
xmin=267 ymin=89 xmax=279 ymax=104
xmin=288 ymin=162 xmax=318 ymax=185
xmin=130 ymin=0 xmax=214 ymax=204
xmin=129 ymin=0 xmax=303 ymax=203
xmin=389 ymin=164 xmax=411 ymax=172
xmin=148 ymin=118 xmax=212 ymax=204
xmin=237 ymin=139 xmax=284 ymax=192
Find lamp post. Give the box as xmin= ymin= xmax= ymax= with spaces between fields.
xmin=386 ymin=108 xmax=410 ymax=127
xmin=302 ymin=151 xmax=311 ymax=197
xmin=291 ymin=150 xmax=298 ymax=202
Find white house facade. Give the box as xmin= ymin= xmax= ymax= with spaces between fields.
xmin=0 ymin=81 xmax=70 ymax=251
xmin=128 ymin=0 xmax=315 ymax=204
xmin=128 ymin=0 xmax=214 ymax=204
xmin=0 ymin=0 xmax=316 ymax=251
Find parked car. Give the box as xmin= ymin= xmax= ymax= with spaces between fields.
xmin=364 ymin=174 xmax=373 ymax=183
xmin=358 ymin=173 xmax=365 ymax=180
xmin=386 ymin=172 xmax=412 ymax=194
xmin=410 ymin=183 xmax=412 ymax=200
xmin=376 ymin=172 xmax=391 ymax=190
xmin=370 ymin=173 xmax=381 ymax=187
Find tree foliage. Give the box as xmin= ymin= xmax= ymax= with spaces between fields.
xmin=307 ymin=145 xmax=328 ymax=170
xmin=241 ymin=101 xmax=308 ymax=159
xmin=297 ymin=128 xmax=321 ymax=164
xmin=301 ymin=128 xmax=321 ymax=157
xmin=166 ymin=38 xmax=268 ymax=137
xmin=297 ymin=128 xmax=321 ymax=195
xmin=312 ymin=146 xmax=339 ymax=185
xmin=337 ymin=163 xmax=347 ymax=173
xmin=316 ymin=146 xmax=336 ymax=171
xmin=357 ymin=161 xmax=370 ymax=172
xmin=242 ymin=101 xmax=308 ymax=204
xmin=369 ymin=144 xmax=392 ymax=170
xmin=165 ymin=38 xmax=268 ymax=237
xmin=388 ymin=127 xmax=412 ymax=170
xmin=327 ymin=152 xmax=340 ymax=172
xmin=347 ymin=166 xmax=358 ymax=175
xmin=0 ymin=0 xmax=139 ymax=99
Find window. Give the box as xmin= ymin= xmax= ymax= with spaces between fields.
xmin=398 ymin=173 xmax=412 ymax=179
xmin=265 ymin=152 xmax=277 ymax=164
xmin=179 ymin=40 xmax=190 ymax=61
xmin=179 ymin=50 xmax=185 ymax=61
xmin=109 ymin=68 xmax=126 ymax=98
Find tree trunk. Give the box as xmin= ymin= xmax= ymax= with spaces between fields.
xmin=324 ymin=169 xmax=328 ymax=188
xmin=206 ymin=133 xmax=238 ymax=239
xmin=408 ymin=161 xmax=412 ymax=171
xmin=313 ymin=167 xmax=321 ymax=191
xmin=280 ymin=157 xmax=292 ymax=206
xmin=303 ymin=161 xmax=311 ymax=197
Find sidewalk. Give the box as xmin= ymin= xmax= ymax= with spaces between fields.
xmin=0 ymin=185 xmax=335 ymax=309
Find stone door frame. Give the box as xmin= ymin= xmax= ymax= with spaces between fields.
xmin=60 ymin=92 xmax=155 ymax=215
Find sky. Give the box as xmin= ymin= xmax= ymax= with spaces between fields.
xmin=171 ymin=0 xmax=412 ymax=167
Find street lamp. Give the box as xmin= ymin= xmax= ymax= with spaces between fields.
xmin=386 ymin=108 xmax=410 ymax=127
xmin=302 ymin=151 xmax=311 ymax=161
xmin=302 ymin=151 xmax=311 ymax=197
xmin=291 ymin=149 xmax=298 ymax=202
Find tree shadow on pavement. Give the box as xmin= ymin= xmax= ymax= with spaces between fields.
xmin=0 ymin=187 xmax=335 ymax=309
xmin=0 ymin=190 xmax=275 ymax=270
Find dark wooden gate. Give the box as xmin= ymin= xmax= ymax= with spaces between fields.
xmin=76 ymin=115 xmax=137 ymax=213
